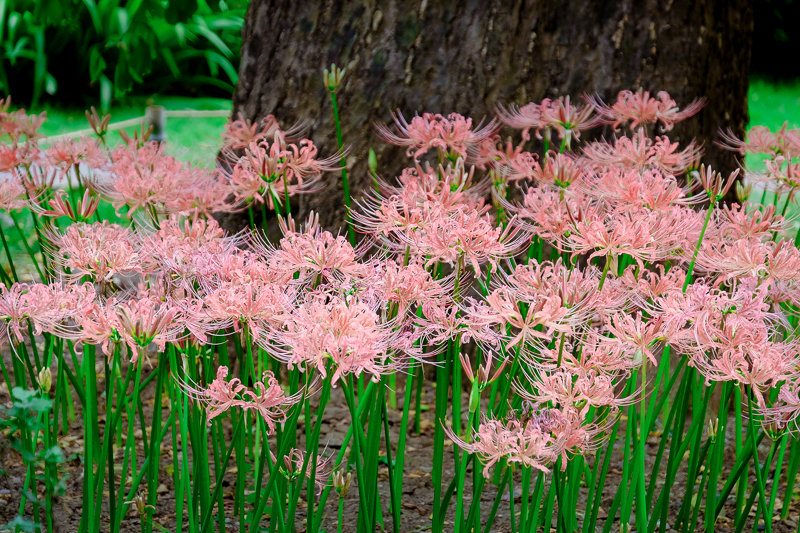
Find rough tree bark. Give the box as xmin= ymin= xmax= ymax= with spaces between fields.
xmin=231 ymin=0 xmax=753 ymax=230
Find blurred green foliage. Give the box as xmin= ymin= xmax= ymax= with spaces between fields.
xmin=0 ymin=0 xmax=247 ymax=109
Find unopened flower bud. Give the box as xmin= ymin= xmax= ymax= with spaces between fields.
xmin=707 ymin=417 xmax=719 ymax=442
xmin=468 ymin=380 xmax=480 ymax=415
xmin=368 ymin=148 xmax=378 ymax=175
xmin=124 ymin=492 xmax=154 ymax=518
xmin=37 ymin=367 xmax=52 ymax=394
xmin=735 ymin=180 xmax=752 ymax=204
xmin=332 ymin=469 xmax=352 ymax=498
xmin=323 ymin=63 xmax=346 ymax=93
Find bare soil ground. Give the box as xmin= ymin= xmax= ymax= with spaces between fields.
xmin=1 ymin=356 xmax=799 ymax=532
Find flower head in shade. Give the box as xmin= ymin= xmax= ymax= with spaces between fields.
xmin=114 ymin=295 xmax=181 ymax=361
xmin=182 ymin=366 xmax=301 ymax=433
xmin=374 ymin=111 xmax=498 ymax=161
xmin=221 ymin=113 xmax=308 ymax=151
xmin=582 ymin=129 xmax=702 ymax=175
xmin=445 ymin=412 xmax=561 ymax=476
xmin=497 ymin=96 xmax=599 ymax=146
xmin=279 ymin=448 xmax=333 ymax=495
xmin=257 ymin=212 xmax=371 ymax=284
xmin=588 ymin=89 xmax=704 ymax=131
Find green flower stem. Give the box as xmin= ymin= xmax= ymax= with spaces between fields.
xmin=781 ymin=439 xmax=800 ymax=520
xmin=0 ymin=221 xmax=18 ymax=282
xmin=327 ymin=89 xmax=355 ymax=245
xmin=82 ymin=344 xmax=98 ymax=533
xmin=684 ymin=202 xmax=715 ymax=290
xmin=341 ymin=377 xmax=371 ymax=531
xmin=767 ymin=434 xmax=788 ymax=522
xmin=635 ymin=361 xmax=648 ymax=532
xmin=9 ymin=212 xmax=44 ymax=281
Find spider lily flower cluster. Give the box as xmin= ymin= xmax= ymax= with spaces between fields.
xmin=1 ymin=87 xmax=800 ymax=533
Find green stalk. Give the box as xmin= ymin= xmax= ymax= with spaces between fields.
xmin=9 ymin=213 xmax=44 ymax=280
xmin=781 ymin=437 xmax=800 ymax=520
xmin=0 ymin=221 xmax=19 ymax=282
xmin=391 ymin=367 xmax=417 ymax=527
xmin=684 ymin=202 xmax=715 ymax=289
xmin=635 ymin=360 xmax=648 ymax=532
xmin=327 ymin=89 xmax=355 ymax=245
xmin=83 ymin=344 xmax=98 ymax=533
xmin=767 ymin=434 xmax=788 ymax=523
xmin=144 ymin=353 xmax=167 ymax=533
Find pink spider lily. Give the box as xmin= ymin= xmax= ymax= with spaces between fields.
xmin=224 ymin=134 xmax=339 ymax=210
xmin=497 ymin=96 xmax=600 ymax=147
xmin=459 ymin=350 xmax=509 ymax=390
xmin=484 ymin=286 xmax=576 ymax=348
xmin=255 ymin=212 xmax=372 ymax=284
xmin=585 ymin=168 xmax=705 ymax=212
xmin=587 ymin=89 xmax=704 ymax=131
xmin=137 ymin=215 xmax=239 ymax=279
xmin=199 ymin=279 xmax=291 ymax=340
xmin=603 ymin=313 xmax=669 ymax=365
xmin=717 ymin=124 xmax=793 ymax=157
xmin=515 ymin=368 xmax=623 ymax=417
xmin=659 ymin=279 xmax=794 ymax=408
xmin=445 ymin=412 xmax=561 ymax=476
xmin=761 ymin=380 xmax=800 ymax=431
xmin=418 ymin=297 xmax=501 ymax=348
xmin=374 ymin=111 xmax=499 ymax=161
xmin=582 ymin=128 xmax=702 ymax=175
xmin=182 ymin=366 xmax=301 ymax=433
xmin=693 ymin=165 xmax=740 ymax=203
xmin=752 ymin=155 xmax=800 ymax=195
xmin=565 ymin=210 xmax=685 ymax=269
xmin=0 ymin=104 xmax=47 ymax=145
xmin=220 ymin=113 xmax=309 ymax=151
xmin=114 ymin=296 xmax=182 ymax=361
xmin=716 ymin=203 xmax=789 ymax=241
xmin=0 ymin=282 xmax=96 ymax=344
xmin=47 ymin=221 xmax=140 ymax=282
xmin=530 ymin=152 xmax=587 ymax=188
xmin=375 ymin=259 xmax=447 ymax=316
xmin=221 ymin=113 xmax=281 ymax=150
xmin=90 ymin=141 xmax=206 ymax=217
xmin=45 ymin=137 xmax=106 ymax=172
xmin=262 ymin=293 xmax=408 ymax=386
xmin=0 ymin=176 xmax=30 ymax=211
xmin=278 ymin=448 xmax=333 ymax=496
xmin=0 ymin=144 xmax=39 ymax=172
xmin=468 ymin=136 xmax=539 ymax=184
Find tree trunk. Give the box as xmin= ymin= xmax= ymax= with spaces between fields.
xmin=231 ymin=0 xmax=753 ymax=230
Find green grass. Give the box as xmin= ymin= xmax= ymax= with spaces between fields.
xmin=38 ymin=95 xmax=232 ymax=168
xmin=748 ymin=78 xmax=800 ymax=131
xmin=743 ymin=78 xmax=800 ymax=219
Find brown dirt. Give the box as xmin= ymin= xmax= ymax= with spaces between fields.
xmin=1 ymin=354 xmax=799 ymax=533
